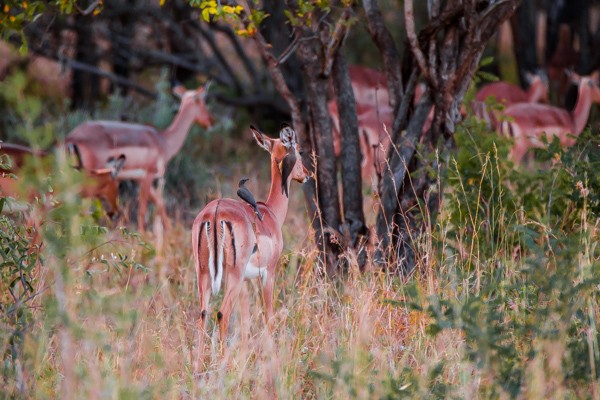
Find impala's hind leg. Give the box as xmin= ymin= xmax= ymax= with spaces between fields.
xmin=217 ymin=274 xmax=244 ymax=346
xmin=261 ymin=265 xmax=276 ymax=331
xmin=195 ymin=266 xmax=212 ymax=369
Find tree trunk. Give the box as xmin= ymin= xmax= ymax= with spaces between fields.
xmin=108 ymin=1 xmax=134 ymax=95
xmin=332 ymin=51 xmax=368 ymax=269
xmin=362 ymin=0 xmax=403 ymax=109
xmin=297 ymin=29 xmax=342 ymax=276
xmin=71 ymin=12 xmax=99 ymax=109
xmin=510 ymin=0 xmax=539 ymax=83
xmin=375 ymin=0 xmax=521 ymax=273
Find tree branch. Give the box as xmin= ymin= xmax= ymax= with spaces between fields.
xmin=404 ymin=0 xmax=434 ymax=89
xmin=362 ymin=0 xmax=403 ymax=108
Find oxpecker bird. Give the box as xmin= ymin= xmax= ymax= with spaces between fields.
xmin=237 ymin=177 xmax=264 ymax=221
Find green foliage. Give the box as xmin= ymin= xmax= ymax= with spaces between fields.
xmin=418 ymin=117 xmax=599 ymax=396
xmin=310 ymin=112 xmax=600 ymax=397
xmin=0 ymin=1 xmax=101 ymax=53
xmin=0 ymin=82 xmax=153 ymax=397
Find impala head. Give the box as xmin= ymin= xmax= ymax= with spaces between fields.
xmin=172 ymin=82 xmax=214 ymax=128
xmin=566 ymin=70 xmax=600 ymax=103
xmin=524 ymin=70 xmax=549 ymax=103
xmin=250 ymin=124 xmax=309 ymax=196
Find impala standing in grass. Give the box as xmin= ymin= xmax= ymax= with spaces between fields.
xmin=0 ymin=142 xmax=124 ymax=217
xmin=65 ymin=83 xmax=213 ymax=230
xmin=500 ymin=72 xmax=600 ymax=163
xmin=192 ymin=125 xmax=309 ymax=345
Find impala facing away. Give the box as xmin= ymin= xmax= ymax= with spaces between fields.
xmin=473 ymin=72 xmax=549 ymax=128
xmin=500 ymin=72 xmax=600 ymax=163
xmin=0 ymin=143 xmax=124 ymax=217
xmin=65 ymin=83 xmax=213 ymax=230
xmin=192 ymin=125 xmax=309 ymax=344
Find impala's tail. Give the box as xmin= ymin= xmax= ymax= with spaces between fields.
xmin=194 ymin=202 xmax=237 ymax=295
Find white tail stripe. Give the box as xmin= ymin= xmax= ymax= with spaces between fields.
xmin=205 ymin=222 xmax=217 ymax=295
xmin=213 ymin=221 xmax=226 ymax=295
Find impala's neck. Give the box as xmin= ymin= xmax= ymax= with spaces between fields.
xmin=265 ymin=159 xmax=290 ymax=226
xmin=572 ymin=82 xmax=594 ymax=135
xmin=162 ymin=102 xmax=198 ymax=161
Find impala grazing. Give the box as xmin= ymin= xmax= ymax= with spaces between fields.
xmin=500 ymin=72 xmax=600 ymax=163
xmin=473 ymin=72 xmax=549 ymax=128
xmin=328 ymin=65 xmax=394 ymax=190
xmin=65 ymin=83 xmax=213 ymax=230
xmin=329 ymin=100 xmax=393 ymax=189
xmin=0 ymin=143 xmax=124 ymax=217
xmin=192 ymin=125 xmax=309 ymax=344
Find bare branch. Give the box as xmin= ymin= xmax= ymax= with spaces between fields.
xmin=74 ymin=0 xmax=101 ymax=16
xmin=189 ymin=20 xmax=245 ymax=92
xmin=211 ymin=23 xmax=262 ymax=88
xmin=362 ymin=0 xmax=402 ymax=108
xmin=404 ymin=0 xmax=433 ymax=89
xmin=322 ymin=8 xmax=352 ymax=78
xmin=61 ymin=55 xmax=157 ymax=99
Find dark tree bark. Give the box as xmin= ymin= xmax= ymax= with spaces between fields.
xmin=167 ymin=0 xmax=200 ymax=84
xmin=362 ymin=0 xmax=403 ymax=109
xmin=107 ymin=0 xmax=135 ymax=95
xmin=332 ymin=51 xmax=368 ymax=268
xmin=261 ymin=1 xmax=305 ymax=103
xmin=71 ymin=13 xmax=99 ymax=109
xmin=374 ymin=0 xmax=522 ymax=273
xmin=296 ymin=24 xmax=343 ymax=276
xmin=510 ymin=0 xmax=539 ymax=83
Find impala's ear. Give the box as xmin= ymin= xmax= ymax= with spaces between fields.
xmin=172 ymin=85 xmax=186 ymax=99
xmin=196 ymin=80 xmax=212 ymax=100
xmin=565 ymin=69 xmax=581 ymax=85
xmin=524 ymin=71 xmax=534 ymax=85
xmin=280 ymin=125 xmax=296 ymax=149
xmin=250 ymin=125 xmax=272 ymax=152
xmin=591 ymin=70 xmax=600 ymax=84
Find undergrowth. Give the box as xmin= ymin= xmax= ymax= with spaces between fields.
xmin=0 ymin=74 xmax=599 ymax=398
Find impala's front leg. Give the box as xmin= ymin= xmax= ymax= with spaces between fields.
xmin=137 ymin=177 xmax=151 ymax=231
xmin=261 ymin=265 xmax=276 ymax=331
xmin=149 ymin=178 xmax=172 ymax=231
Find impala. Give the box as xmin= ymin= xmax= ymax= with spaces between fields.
xmin=0 ymin=143 xmax=124 ymax=217
xmin=192 ymin=125 xmax=309 ymax=343
xmin=473 ymin=72 xmax=549 ymax=128
xmin=329 ymin=100 xmax=393 ymax=189
xmin=65 ymin=83 xmax=213 ymax=230
xmin=500 ymin=72 xmax=600 ymax=163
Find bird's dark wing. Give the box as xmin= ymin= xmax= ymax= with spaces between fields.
xmin=237 ymin=187 xmax=264 ymax=221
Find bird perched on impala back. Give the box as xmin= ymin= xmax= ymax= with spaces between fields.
xmin=237 ymin=177 xmax=264 ymax=221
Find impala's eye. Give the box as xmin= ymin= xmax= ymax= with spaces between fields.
xmin=299 ymin=151 xmax=305 ymax=156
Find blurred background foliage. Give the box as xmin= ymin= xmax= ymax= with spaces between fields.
xmin=0 ymin=0 xmax=599 ymax=398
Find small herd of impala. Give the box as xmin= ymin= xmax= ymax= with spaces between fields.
xmin=1 ymin=64 xmax=600 ymax=347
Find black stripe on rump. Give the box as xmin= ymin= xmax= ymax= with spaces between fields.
xmin=197 ymin=222 xmax=205 ymax=269
xmin=224 ymin=221 xmax=235 ymax=268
